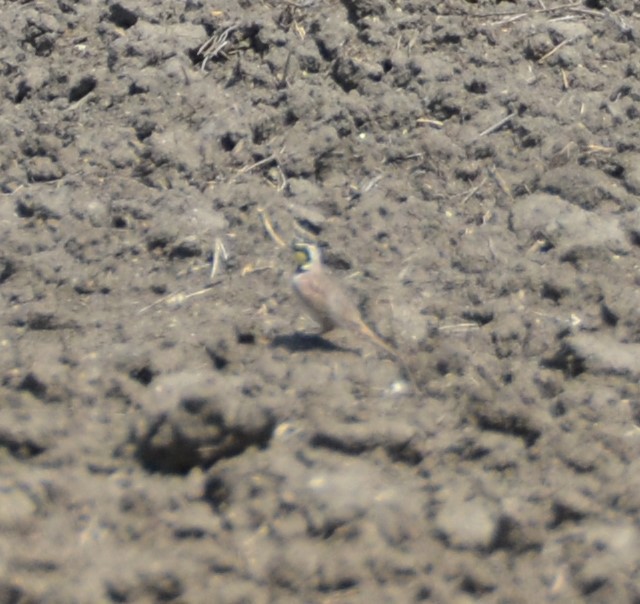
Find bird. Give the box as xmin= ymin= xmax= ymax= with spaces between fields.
xmin=290 ymin=241 xmax=400 ymax=359
xmin=291 ymin=241 xmax=422 ymax=393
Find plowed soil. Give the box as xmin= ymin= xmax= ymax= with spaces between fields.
xmin=2 ymin=1 xmax=640 ymax=602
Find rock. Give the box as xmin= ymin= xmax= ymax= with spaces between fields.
xmin=0 ymin=391 xmax=63 ymax=460
xmin=85 ymin=200 xmax=110 ymax=228
xmin=467 ymin=397 xmax=543 ymax=447
xmin=555 ymin=431 xmax=604 ymax=473
xmin=16 ymin=191 xmax=65 ymax=220
xmin=310 ymin=417 xmax=419 ymax=458
xmin=118 ymin=21 xmax=203 ymax=61
xmin=547 ymin=20 xmax=591 ymax=43
xmin=453 ymin=226 xmax=517 ymax=274
xmin=563 ymin=334 xmax=640 ymax=380
xmin=575 ymin=522 xmax=639 ymax=596
xmin=538 ymin=166 xmax=632 ymax=210
xmin=105 ymin=568 xmax=183 ymax=603
xmin=601 ymin=282 xmax=640 ymax=339
xmin=148 ymin=126 xmax=204 ymax=174
xmin=510 ymin=193 xmax=630 ymax=260
xmin=493 ymin=498 xmax=545 ymax=552
xmin=314 ymin=15 xmax=354 ymax=60
xmin=0 ymin=484 xmax=37 ymax=528
xmin=26 ymin=157 xmax=64 ymax=183
xmin=0 ymin=254 xmax=17 ymax=285
xmin=621 ymin=207 xmax=640 ymax=242
xmin=550 ymin=489 xmax=599 ymax=527
xmin=341 ymin=0 xmax=387 ymax=20
xmin=620 ymin=154 xmax=640 ymax=195
xmin=287 ymin=179 xmax=327 ymax=233
xmin=435 ymin=495 xmax=498 ymax=550
xmin=283 ymin=124 xmax=339 ymax=177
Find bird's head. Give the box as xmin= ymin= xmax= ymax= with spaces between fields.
xmin=292 ymin=241 xmax=321 ymax=272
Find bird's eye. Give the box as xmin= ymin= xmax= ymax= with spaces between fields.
xmin=294 ymin=250 xmax=308 ymax=266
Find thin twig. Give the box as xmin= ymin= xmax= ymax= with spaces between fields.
xmin=279 ymin=50 xmax=293 ymax=88
xmin=460 ymin=176 xmax=488 ymax=204
xmin=237 ymin=154 xmax=277 ymax=175
xmin=492 ymin=13 xmax=526 ymax=26
xmin=1 ymin=184 xmax=24 ymax=196
xmin=548 ymin=15 xmax=579 ymax=23
xmin=138 ymin=282 xmax=222 ymax=314
xmin=570 ymin=7 xmax=612 ymax=17
xmin=584 ymin=144 xmax=615 ymax=154
xmin=466 ymin=1 xmax=582 ymax=18
xmin=198 ymin=25 xmax=238 ymax=71
xmin=527 ymin=239 xmax=548 ymax=254
xmin=487 ymin=165 xmax=512 ymax=199
xmin=476 ymin=112 xmax=516 ymax=139
xmin=361 ymin=174 xmax=384 ymax=193
xmin=417 ymin=117 xmax=444 ymax=128
xmin=283 ymin=0 xmax=317 ymax=7
xmin=438 ymin=323 xmax=480 ymax=332
xmin=275 ymin=164 xmax=287 ymax=192
xmin=241 ymin=264 xmax=273 ymax=276
xmin=603 ymin=8 xmax=635 ymax=37
xmin=210 ymin=238 xmax=228 ymax=281
xmin=293 ymin=21 xmax=306 ymax=41
xmin=538 ymin=37 xmax=574 ymax=64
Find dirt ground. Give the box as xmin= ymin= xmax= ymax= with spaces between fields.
xmin=1 ymin=0 xmax=640 ymax=602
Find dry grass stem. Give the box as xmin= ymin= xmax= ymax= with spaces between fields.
xmin=585 ymin=144 xmax=615 ymax=154
xmin=460 ymin=176 xmax=488 ymax=204
xmin=241 ymin=264 xmax=273 ymax=276
xmin=360 ymin=174 xmax=384 ymax=193
xmin=237 ymin=154 xmax=277 ymax=175
xmin=438 ymin=323 xmax=480 ymax=332
xmin=293 ymin=21 xmax=306 ymax=40
xmin=527 ymin=239 xmax=548 ymax=254
xmin=476 ymin=112 xmax=516 ymax=138
xmin=492 ymin=14 xmax=526 ymax=26
xmin=538 ymin=38 xmax=573 ymax=64
xmin=472 ymin=1 xmax=581 ymax=19
xmin=275 ymin=164 xmax=287 ymax=191
xmin=488 ymin=166 xmax=512 ymax=199
xmin=417 ymin=117 xmax=444 ymax=128
xmin=257 ymin=207 xmax=286 ymax=248
xmin=198 ymin=25 xmax=238 ymax=70
xmin=210 ymin=238 xmax=228 ymax=281
xmin=284 ymin=0 xmax=317 ymax=7
xmin=138 ymin=283 xmax=221 ymax=314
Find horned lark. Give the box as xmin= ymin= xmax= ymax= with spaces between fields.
xmin=291 ymin=241 xmax=422 ymax=393
xmin=291 ymin=241 xmax=399 ymax=358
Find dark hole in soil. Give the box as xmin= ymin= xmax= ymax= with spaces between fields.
xmin=237 ymin=332 xmax=255 ymax=345
xmin=129 ymin=365 xmax=154 ymax=386
xmin=69 ymin=75 xmax=97 ymax=103
xmin=109 ymin=4 xmax=138 ymax=29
